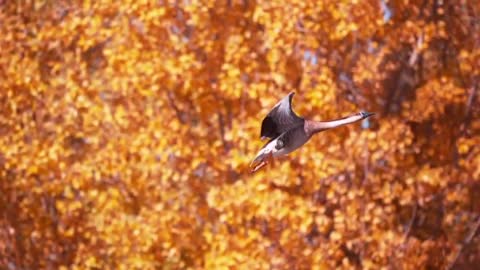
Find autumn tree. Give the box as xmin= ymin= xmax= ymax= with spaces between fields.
xmin=1 ymin=0 xmax=479 ymax=269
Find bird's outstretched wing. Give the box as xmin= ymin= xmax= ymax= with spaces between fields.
xmin=260 ymin=92 xmax=304 ymax=140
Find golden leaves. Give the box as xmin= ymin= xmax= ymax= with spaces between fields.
xmin=404 ymin=78 xmax=467 ymax=121
xmin=1 ymin=0 xmax=480 ymax=269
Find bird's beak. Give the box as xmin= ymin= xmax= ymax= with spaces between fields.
xmin=250 ymin=152 xmax=265 ymax=168
xmin=250 ymin=160 xmax=267 ymax=173
xmin=250 ymin=155 xmax=266 ymax=173
xmin=250 ymin=152 xmax=274 ymax=173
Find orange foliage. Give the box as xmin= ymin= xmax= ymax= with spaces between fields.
xmin=1 ymin=1 xmax=480 ymax=269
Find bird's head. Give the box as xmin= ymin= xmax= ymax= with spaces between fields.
xmin=359 ymin=111 xmax=375 ymax=119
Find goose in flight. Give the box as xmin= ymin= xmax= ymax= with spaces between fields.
xmin=250 ymin=92 xmax=374 ymax=172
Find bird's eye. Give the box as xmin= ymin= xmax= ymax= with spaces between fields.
xmin=275 ymin=139 xmax=284 ymax=149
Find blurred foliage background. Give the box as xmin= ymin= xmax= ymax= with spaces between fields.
xmin=1 ymin=0 xmax=480 ymax=269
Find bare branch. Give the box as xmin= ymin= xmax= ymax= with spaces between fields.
xmin=447 ymin=215 xmax=480 ymax=270
xmin=217 ymin=112 xmax=230 ymax=153
xmin=403 ymin=202 xmax=418 ymax=242
xmin=408 ymin=33 xmax=424 ymax=67
xmin=166 ymin=91 xmax=187 ymax=124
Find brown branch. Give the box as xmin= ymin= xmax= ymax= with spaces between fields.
xmin=447 ymin=216 xmax=480 ymax=270
xmin=465 ymin=86 xmax=477 ymax=118
xmin=166 ymin=90 xmax=187 ymax=124
xmin=217 ymin=112 xmax=230 ymax=153
xmin=401 ymin=180 xmax=419 ymax=253
xmin=461 ymin=85 xmax=478 ymax=134
xmin=408 ymin=33 xmax=424 ymax=67
xmin=403 ymin=202 xmax=418 ymax=242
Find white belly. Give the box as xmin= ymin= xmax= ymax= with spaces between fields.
xmin=254 ymin=127 xmax=310 ymax=161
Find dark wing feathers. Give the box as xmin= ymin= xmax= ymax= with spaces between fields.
xmin=260 ymin=92 xmax=304 ymax=139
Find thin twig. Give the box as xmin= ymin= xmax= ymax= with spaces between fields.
xmin=408 ymin=33 xmax=424 ymax=67
xmin=465 ymin=86 xmax=477 ymax=117
xmin=461 ymin=85 xmax=478 ymax=135
xmin=166 ymin=91 xmax=186 ymax=124
xmin=447 ymin=216 xmax=480 ymax=270
xmin=403 ymin=202 xmax=418 ymax=242
xmin=217 ymin=112 xmax=229 ymax=153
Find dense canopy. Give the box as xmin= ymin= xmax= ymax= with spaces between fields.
xmin=1 ymin=0 xmax=479 ymax=269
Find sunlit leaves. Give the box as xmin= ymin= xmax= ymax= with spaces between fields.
xmin=1 ymin=0 xmax=480 ymax=269
xmin=404 ymin=78 xmax=467 ymax=121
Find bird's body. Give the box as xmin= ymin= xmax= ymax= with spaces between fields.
xmin=250 ymin=92 xmax=374 ymax=172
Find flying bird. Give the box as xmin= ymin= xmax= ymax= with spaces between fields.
xmin=250 ymin=92 xmax=374 ymax=172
